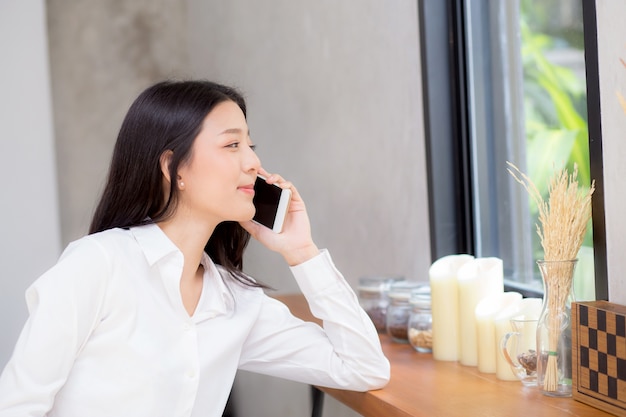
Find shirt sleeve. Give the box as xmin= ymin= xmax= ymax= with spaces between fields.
xmin=237 ymin=250 xmax=390 ymax=391
xmin=0 ymin=237 xmax=110 ymax=417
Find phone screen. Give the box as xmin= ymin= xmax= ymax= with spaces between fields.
xmin=253 ymin=176 xmax=283 ymax=229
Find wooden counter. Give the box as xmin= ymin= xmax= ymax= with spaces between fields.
xmin=274 ymin=294 xmax=614 ymax=417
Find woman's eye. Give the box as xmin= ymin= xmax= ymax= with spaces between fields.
xmin=225 ymin=142 xmax=256 ymax=151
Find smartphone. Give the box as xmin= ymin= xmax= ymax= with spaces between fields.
xmin=252 ymin=175 xmax=292 ymax=233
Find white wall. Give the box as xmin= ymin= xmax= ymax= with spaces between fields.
xmin=0 ymin=0 xmax=62 ymax=366
xmin=596 ymin=0 xmax=626 ymax=304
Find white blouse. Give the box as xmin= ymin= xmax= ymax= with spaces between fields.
xmin=0 ymin=223 xmax=389 ymax=417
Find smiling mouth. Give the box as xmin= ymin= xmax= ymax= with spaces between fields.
xmin=238 ymin=185 xmax=255 ymax=195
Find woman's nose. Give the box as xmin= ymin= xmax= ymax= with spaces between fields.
xmin=244 ymin=144 xmax=261 ymax=172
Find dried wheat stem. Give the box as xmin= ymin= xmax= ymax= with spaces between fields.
xmin=507 ymin=161 xmax=594 ymax=392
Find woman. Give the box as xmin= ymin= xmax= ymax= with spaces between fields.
xmin=0 ymin=80 xmax=389 ymax=417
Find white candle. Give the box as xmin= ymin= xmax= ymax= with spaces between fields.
xmin=516 ymin=297 xmax=542 ymax=321
xmin=516 ymin=297 xmax=542 ymax=352
xmin=494 ymin=299 xmax=527 ymax=380
xmin=457 ymin=258 xmax=504 ymax=366
xmin=429 ymin=254 xmax=474 ymax=361
xmin=475 ymin=292 xmax=522 ymax=373
xmin=494 ymin=298 xmax=541 ymax=381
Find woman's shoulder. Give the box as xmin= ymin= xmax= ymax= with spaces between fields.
xmin=28 ymin=229 xmax=132 ymax=297
xmin=61 ymin=228 xmax=134 ymax=259
xmin=84 ymin=227 xmax=133 ymax=245
xmin=51 ymin=228 xmax=144 ymax=277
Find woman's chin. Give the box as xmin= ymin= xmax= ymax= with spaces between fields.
xmin=236 ymin=209 xmax=256 ymax=223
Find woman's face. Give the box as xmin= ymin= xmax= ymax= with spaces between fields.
xmin=176 ymin=100 xmax=261 ymax=225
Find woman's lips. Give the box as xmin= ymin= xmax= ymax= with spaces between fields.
xmin=238 ymin=184 xmax=255 ymax=195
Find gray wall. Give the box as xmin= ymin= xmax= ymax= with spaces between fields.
xmin=47 ymin=0 xmax=190 ymax=242
xmin=185 ymin=2 xmax=428 ymax=415
xmin=2 ymin=1 xmax=429 ymax=416
xmin=186 ymin=0 xmax=429 ymax=291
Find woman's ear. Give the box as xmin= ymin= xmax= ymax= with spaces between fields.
xmin=159 ymin=150 xmax=174 ymax=185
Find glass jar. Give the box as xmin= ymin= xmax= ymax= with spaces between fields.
xmin=358 ymin=276 xmax=404 ymax=333
xmin=386 ymin=281 xmax=428 ymax=343
xmin=408 ymin=288 xmax=433 ymax=353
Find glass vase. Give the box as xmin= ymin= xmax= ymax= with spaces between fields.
xmin=536 ymin=259 xmax=577 ymax=397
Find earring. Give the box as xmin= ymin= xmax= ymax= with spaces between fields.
xmin=179 ymin=181 xmax=185 ymax=188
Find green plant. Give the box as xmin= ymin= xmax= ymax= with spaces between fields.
xmin=520 ymin=2 xmax=594 ymax=300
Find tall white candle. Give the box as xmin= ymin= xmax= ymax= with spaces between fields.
xmin=475 ymin=292 xmax=522 ymax=373
xmin=429 ymin=254 xmax=474 ymax=361
xmin=457 ymin=258 xmax=504 ymax=366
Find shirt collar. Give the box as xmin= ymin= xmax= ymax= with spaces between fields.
xmin=195 ymin=252 xmax=235 ymax=322
xmin=129 ymin=222 xmax=179 ymax=266
xmin=129 ymin=222 xmax=235 ymax=321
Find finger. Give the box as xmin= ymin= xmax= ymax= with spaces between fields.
xmin=258 ymin=167 xmax=271 ymax=178
xmin=258 ymin=169 xmax=300 ymax=201
xmin=265 ymin=173 xmax=283 ymax=185
xmin=258 ymin=168 xmax=281 ymax=184
xmin=277 ymin=180 xmax=293 ymax=190
xmin=260 ymin=170 xmax=292 ymax=190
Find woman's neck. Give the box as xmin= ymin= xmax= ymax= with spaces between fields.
xmin=157 ymin=215 xmax=217 ymax=316
xmin=157 ymin=214 xmax=217 ymax=277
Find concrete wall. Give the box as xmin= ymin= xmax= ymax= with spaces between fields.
xmin=46 ymin=0 xmax=190 ymax=243
xmin=2 ymin=1 xmax=428 ymax=416
xmin=186 ymin=0 xmax=429 ymax=293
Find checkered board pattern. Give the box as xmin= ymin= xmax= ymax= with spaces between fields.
xmin=572 ymin=301 xmax=626 ymax=416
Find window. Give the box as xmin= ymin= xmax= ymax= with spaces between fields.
xmin=419 ymin=0 xmax=605 ymax=300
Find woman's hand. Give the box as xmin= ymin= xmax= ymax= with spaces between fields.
xmin=239 ymin=169 xmax=319 ymax=266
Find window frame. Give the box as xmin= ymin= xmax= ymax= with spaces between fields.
xmin=582 ymin=0 xmax=607 ymax=300
xmin=419 ymin=0 xmax=608 ymax=300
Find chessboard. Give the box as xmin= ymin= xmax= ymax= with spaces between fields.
xmin=572 ymin=300 xmax=626 ymax=416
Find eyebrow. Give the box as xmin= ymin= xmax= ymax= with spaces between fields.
xmin=220 ymin=128 xmax=250 ymax=136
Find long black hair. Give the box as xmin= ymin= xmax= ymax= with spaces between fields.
xmin=89 ymin=80 xmax=260 ymax=287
